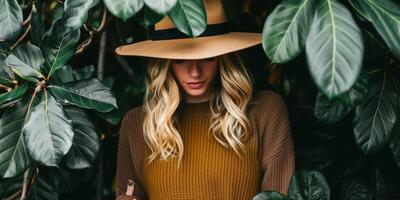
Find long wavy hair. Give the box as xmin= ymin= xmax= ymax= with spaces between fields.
xmin=143 ymin=52 xmax=253 ymax=165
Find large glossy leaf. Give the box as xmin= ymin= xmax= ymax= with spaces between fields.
xmin=0 ymin=174 xmax=23 ymax=198
xmin=5 ymin=44 xmax=45 ymax=82
xmin=391 ymin=123 xmax=400 ymax=167
xmin=389 ymin=77 xmax=400 ymax=167
xmin=64 ymin=107 xmax=99 ymax=169
xmin=168 ymin=0 xmax=207 ymax=37
xmin=349 ymin=0 xmax=400 ymax=59
xmin=339 ymin=180 xmax=375 ymax=200
xmin=135 ymin=5 xmax=164 ymax=28
xmin=305 ymin=0 xmax=363 ymax=98
xmin=338 ymin=72 xmax=369 ymax=108
xmin=74 ymin=65 xmax=95 ymax=80
xmin=0 ymin=52 xmax=14 ymax=85
xmin=31 ymin=0 xmax=44 ymax=46
xmin=144 ymin=0 xmax=177 ymax=15
xmin=353 ymin=72 xmax=399 ymax=154
xmin=52 ymin=65 xmax=74 ymax=84
xmin=29 ymin=167 xmax=60 ymax=200
xmin=314 ymin=70 xmax=369 ymax=125
xmin=63 ymin=0 xmax=99 ymax=30
xmin=104 ymin=0 xmax=144 ymax=21
xmin=41 ymin=18 xmax=80 ymax=77
xmin=0 ymin=95 xmax=33 ymax=178
xmin=314 ymin=92 xmax=352 ymax=124
xmin=0 ymin=83 xmax=27 ymax=106
xmin=262 ymin=0 xmax=315 ymax=63
xmin=24 ymin=91 xmax=74 ymax=166
xmin=288 ymin=170 xmax=330 ymax=200
xmin=252 ymin=192 xmax=291 ymax=200
xmin=0 ymin=0 xmax=23 ymax=41
xmin=48 ymin=79 xmax=117 ymax=112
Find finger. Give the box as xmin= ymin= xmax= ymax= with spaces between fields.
xmin=125 ymin=179 xmax=135 ymax=196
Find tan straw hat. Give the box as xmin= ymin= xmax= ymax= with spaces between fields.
xmin=115 ymin=0 xmax=262 ymax=60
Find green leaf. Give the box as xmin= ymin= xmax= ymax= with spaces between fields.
xmin=0 ymin=95 xmax=33 ymax=178
xmin=95 ymin=107 xmax=122 ymax=125
xmin=353 ymin=72 xmax=399 ymax=154
xmin=314 ymin=92 xmax=352 ymax=124
xmin=24 ymin=91 xmax=74 ymax=166
xmin=31 ymin=1 xmax=44 ymax=46
xmin=314 ymin=71 xmax=370 ymax=124
xmin=349 ymin=0 xmax=400 ymax=59
xmin=135 ymin=5 xmax=164 ymax=28
xmin=168 ymin=0 xmax=207 ymax=37
xmin=144 ymin=0 xmax=177 ymax=15
xmin=64 ymin=107 xmax=99 ymax=169
xmin=74 ymin=65 xmax=95 ymax=80
xmin=48 ymin=78 xmax=117 ymax=112
xmin=253 ymin=191 xmax=291 ymax=200
xmin=5 ymin=44 xmax=45 ymax=82
xmin=338 ymin=72 xmax=369 ymax=108
xmin=104 ymin=0 xmax=144 ymax=21
xmin=262 ymin=0 xmax=315 ymax=63
xmin=389 ymin=76 xmax=400 ymax=167
xmin=52 ymin=65 xmax=74 ymax=84
xmin=41 ymin=18 xmax=80 ymax=77
xmin=0 ymin=52 xmax=14 ymax=85
xmin=29 ymin=167 xmax=60 ymax=200
xmin=0 ymin=174 xmax=23 ymax=197
xmin=288 ymin=170 xmax=330 ymax=200
xmin=391 ymin=123 xmax=400 ymax=167
xmin=64 ymin=0 xmax=99 ymax=30
xmin=0 ymin=84 xmax=28 ymax=106
xmin=305 ymin=0 xmax=363 ymax=98
xmin=0 ymin=0 xmax=23 ymax=41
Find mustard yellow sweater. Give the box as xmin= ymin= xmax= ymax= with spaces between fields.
xmin=116 ymin=91 xmax=294 ymax=200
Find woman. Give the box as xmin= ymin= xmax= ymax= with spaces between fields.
xmin=115 ymin=0 xmax=294 ymax=199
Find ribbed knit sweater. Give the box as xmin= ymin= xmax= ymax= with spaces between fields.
xmin=116 ymin=91 xmax=294 ymax=200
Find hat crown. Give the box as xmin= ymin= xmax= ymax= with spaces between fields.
xmin=155 ymin=0 xmax=227 ymax=31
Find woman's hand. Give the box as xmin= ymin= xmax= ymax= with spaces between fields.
xmin=125 ymin=179 xmax=135 ymax=197
xmin=117 ymin=179 xmax=137 ymax=200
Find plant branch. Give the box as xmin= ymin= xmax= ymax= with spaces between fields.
xmin=76 ymin=5 xmax=108 ymax=55
xmin=97 ymin=30 xmax=107 ymax=80
xmin=0 ymin=84 xmax=12 ymax=92
xmin=22 ymin=10 xmax=32 ymax=27
xmin=93 ymin=6 xmax=108 ymax=32
xmin=20 ymin=169 xmax=30 ymax=200
xmin=5 ymin=190 xmax=22 ymax=200
xmin=11 ymin=25 xmax=32 ymax=50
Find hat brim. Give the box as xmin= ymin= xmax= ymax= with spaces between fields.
xmin=115 ymin=32 xmax=261 ymax=60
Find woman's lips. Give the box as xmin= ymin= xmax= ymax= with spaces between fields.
xmin=186 ymin=81 xmax=205 ymax=89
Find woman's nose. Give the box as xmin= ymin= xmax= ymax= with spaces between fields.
xmin=188 ymin=61 xmax=201 ymax=78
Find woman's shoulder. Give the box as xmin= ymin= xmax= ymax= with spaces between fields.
xmin=120 ymin=105 xmax=145 ymax=135
xmin=251 ymin=90 xmax=286 ymax=109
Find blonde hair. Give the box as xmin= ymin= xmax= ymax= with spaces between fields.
xmin=143 ymin=53 xmax=253 ymax=165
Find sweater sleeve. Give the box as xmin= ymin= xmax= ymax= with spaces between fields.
xmin=115 ymin=109 xmax=147 ymax=200
xmin=259 ymin=92 xmax=295 ymax=195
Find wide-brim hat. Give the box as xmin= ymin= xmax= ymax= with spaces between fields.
xmin=115 ymin=0 xmax=261 ymax=60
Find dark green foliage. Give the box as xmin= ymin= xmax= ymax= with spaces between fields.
xmin=0 ymin=0 xmax=400 ymax=199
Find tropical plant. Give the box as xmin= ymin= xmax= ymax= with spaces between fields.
xmin=253 ymin=170 xmax=331 ymax=200
xmin=0 ymin=0 xmax=399 ymax=199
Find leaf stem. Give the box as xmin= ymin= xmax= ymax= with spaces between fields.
xmin=20 ymin=169 xmax=30 ymax=200
xmin=0 ymin=84 xmax=12 ymax=92
xmin=10 ymin=25 xmax=32 ymax=50
xmin=5 ymin=190 xmax=21 ymax=200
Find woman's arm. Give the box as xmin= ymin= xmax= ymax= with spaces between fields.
xmin=115 ymin=110 xmax=146 ymax=200
xmin=259 ymin=92 xmax=295 ymax=195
